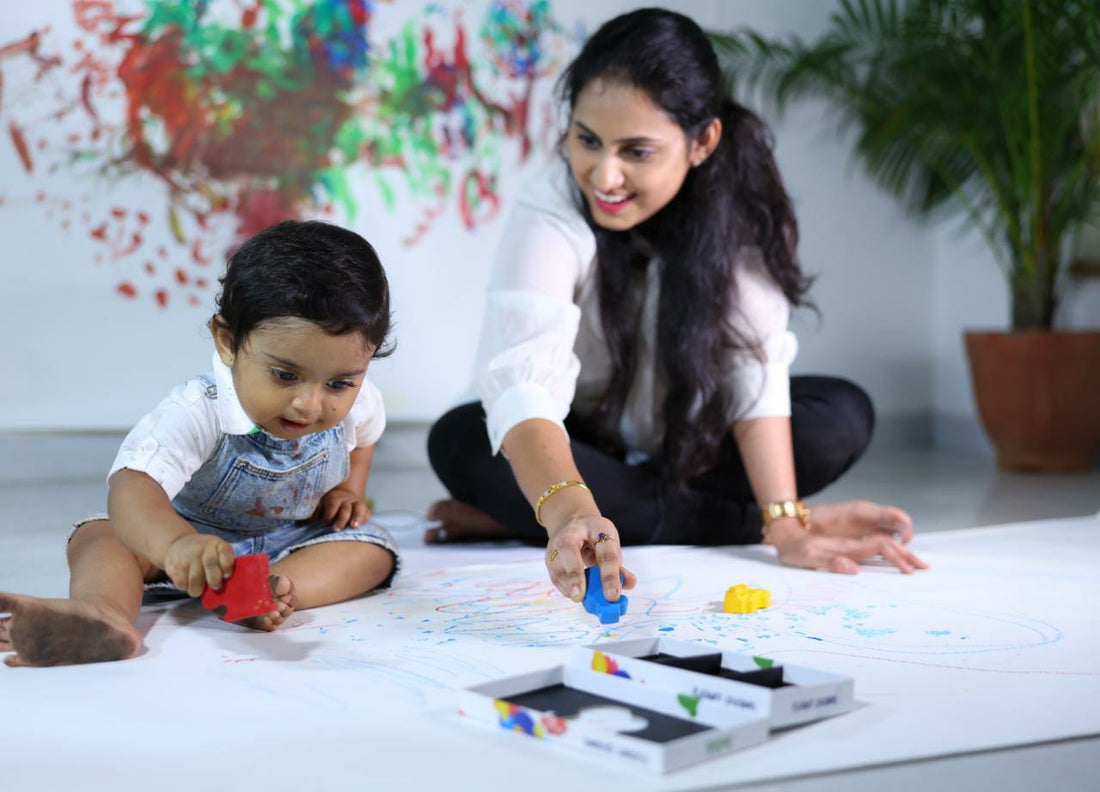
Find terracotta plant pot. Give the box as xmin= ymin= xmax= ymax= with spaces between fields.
xmin=965 ymin=331 xmax=1100 ymax=471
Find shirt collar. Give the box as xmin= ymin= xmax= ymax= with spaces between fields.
xmin=211 ymin=352 xmax=260 ymax=435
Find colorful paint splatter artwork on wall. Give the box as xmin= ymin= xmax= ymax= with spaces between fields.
xmin=0 ymin=0 xmax=576 ymax=308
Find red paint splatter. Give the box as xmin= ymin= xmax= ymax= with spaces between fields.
xmin=117 ymin=282 xmax=136 ymax=297
xmin=80 ymin=73 xmax=99 ymax=124
xmin=458 ymin=168 xmax=501 ymax=229
xmin=74 ymin=1 xmax=119 ymax=34
xmin=90 ymin=223 xmax=107 ymax=240
xmin=246 ymin=498 xmax=266 ymax=517
xmin=174 ymin=268 xmax=188 ymax=285
xmin=144 ymin=262 xmax=156 ymax=274
xmin=234 ymin=189 xmax=299 ymax=239
xmin=241 ymin=2 xmax=261 ymax=29
xmin=8 ymin=124 xmax=33 ymax=172
xmin=154 ymin=289 xmax=168 ymax=308
xmin=191 ymin=238 xmax=211 ymax=265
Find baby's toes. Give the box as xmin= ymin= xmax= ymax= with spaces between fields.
xmin=269 ymin=575 xmax=296 ymax=609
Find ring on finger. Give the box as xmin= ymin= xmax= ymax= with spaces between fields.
xmin=594 ymin=532 xmax=614 ymax=545
xmin=547 ymin=548 xmax=559 ymax=563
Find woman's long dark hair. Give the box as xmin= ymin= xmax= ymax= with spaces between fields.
xmin=558 ymin=8 xmax=812 ymax=488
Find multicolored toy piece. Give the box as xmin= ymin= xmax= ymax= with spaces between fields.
xmin=201 ymin=553 xmax=276 ymax=622
xmin=582 ymin=566 xmax=629 ymax=624
xmin=723 ymin=584 xmax=770 ymax=614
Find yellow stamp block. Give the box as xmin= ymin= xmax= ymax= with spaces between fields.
xmin=723 ymin=584 xmax=770 ymax=614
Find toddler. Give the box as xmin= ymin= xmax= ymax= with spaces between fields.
xmin=0 ymin=220 xmax=399 ymax=666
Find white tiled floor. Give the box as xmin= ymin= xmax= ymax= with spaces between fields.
xmin=1 ymin=425 xmax=1097 ymax=596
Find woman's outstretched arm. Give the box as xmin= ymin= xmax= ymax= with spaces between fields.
xmin=733 ymin=415 xmax=926 ymax=574
xmin=502 ymin=418 xmax=637 ymax=603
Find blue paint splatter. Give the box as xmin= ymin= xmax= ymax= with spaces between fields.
xmin=927 ymin=630 xmax=951 ymax=636
xmin=658 ymin=626 xmax=674 ymax=632
xmin=855 ymin=627 xmax=895 ymax=638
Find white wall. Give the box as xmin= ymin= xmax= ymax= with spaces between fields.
xmin=712 ymin=2 xmax=935 ymax=416
xmin=5 ymin=0 xmax=1047 ymax=437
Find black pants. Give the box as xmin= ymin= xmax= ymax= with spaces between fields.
xmin=427 ymin=376 xmax=874 ymax=546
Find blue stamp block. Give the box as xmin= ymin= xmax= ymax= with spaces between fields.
xmin=582 ymin=566 xmax=629 ymax=625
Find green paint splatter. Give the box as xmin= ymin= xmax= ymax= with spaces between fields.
xmin=752 ymin=656 xmax=774 ymax=669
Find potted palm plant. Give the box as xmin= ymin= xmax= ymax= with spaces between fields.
xmin=711 ymin=0 xmax=1100 ymax=470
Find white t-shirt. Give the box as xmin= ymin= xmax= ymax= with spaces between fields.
xmin=476 ymin=162 xmax=798 ymax=460
xmin=108 ymin=352 xmax=386 ymax=499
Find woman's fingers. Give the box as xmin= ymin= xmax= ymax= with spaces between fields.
xmin=546 ymin=539 xmax=587 ymax=601
xmin=545 ymin=518 xmax=633 ymax=603
xmin=828 ymin=555 xmax=859 ymax=574
xmin=844 ymin=500 xmax=914 ymax=542
xmin=873 ymin=537 xmax=916 ymax=574
xmin=871 ymin=504 xmax=914 ymax=543
xmin=828 ymin=534 xmax=928 ymax=575
xmin=591 ymin=529 xmax=624 ymax=601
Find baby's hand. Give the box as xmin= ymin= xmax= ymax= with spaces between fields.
xmin=316 ymin=486 xmax=371 ymax=531
xmin=163 ymin=534 xmax=236 ymax=597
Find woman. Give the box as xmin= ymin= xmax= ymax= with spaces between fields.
xmin=427 ymin=8 xmax=927 ymax=606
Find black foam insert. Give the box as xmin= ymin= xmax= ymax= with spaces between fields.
xmin=639 ymin=653 xmax=790 ymax=688
xmin=506 ymin=683 xmax=711 ymax=743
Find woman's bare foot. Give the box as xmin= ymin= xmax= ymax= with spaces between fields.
xmin=0 ymin=592 xmax=141 ymax=667
xmin=235 ymin=575 xmax=296 ymax=632
xmin=424 ymin=499 xmax=515 ymax=543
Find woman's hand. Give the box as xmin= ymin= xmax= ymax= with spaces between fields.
xmin=544 ymin=515 xmax=637 ymax=603
xmin=315 ymin=486 xmax=372 ymax=530
xmin=766 ymin=500 xmax=928 ymax=574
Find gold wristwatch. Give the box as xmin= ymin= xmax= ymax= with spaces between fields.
xmin=760 ymin=499 xmax=810 ymax=530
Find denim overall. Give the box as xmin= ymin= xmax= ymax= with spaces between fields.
xmin=166 ymin=376 xmax=397 ymax=571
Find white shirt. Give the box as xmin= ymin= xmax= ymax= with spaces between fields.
xmin=476 ymin=163 xmax=798 ymax=459
xmin=108 ymin=352 xmax=386 ymax=499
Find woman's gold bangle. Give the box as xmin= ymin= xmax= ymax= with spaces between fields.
xmin=534 ymin=480 xmax=591 ymax=528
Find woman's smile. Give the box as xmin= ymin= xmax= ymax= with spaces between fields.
xmin=592 ymin=188 xmax=635 ymax=214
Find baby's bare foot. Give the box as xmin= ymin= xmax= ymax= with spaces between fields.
xmin=0 ymin=592 xmax=141 ymax=667
xmin=424 ymin=499 xmax=515 ymax=543
xmin=236 ymin=575 xmax=296 ymax=632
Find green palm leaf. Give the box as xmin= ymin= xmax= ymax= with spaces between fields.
xmin=710 ymin=0 xmax=1100 ymax=330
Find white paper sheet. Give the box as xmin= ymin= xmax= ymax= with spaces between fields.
xmin=3 ymin=516 xmax=1098 ymax=791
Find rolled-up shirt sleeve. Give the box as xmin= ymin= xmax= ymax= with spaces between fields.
xmin=476 ymin=199 xmax=590 ymax=454
xmin=727 ymin=252 xmax=799 ymax=422
xmin=107 ymin=381 xmax=221 ymax=500
xmin=345 ymin=379 xmax=387 ymax=450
